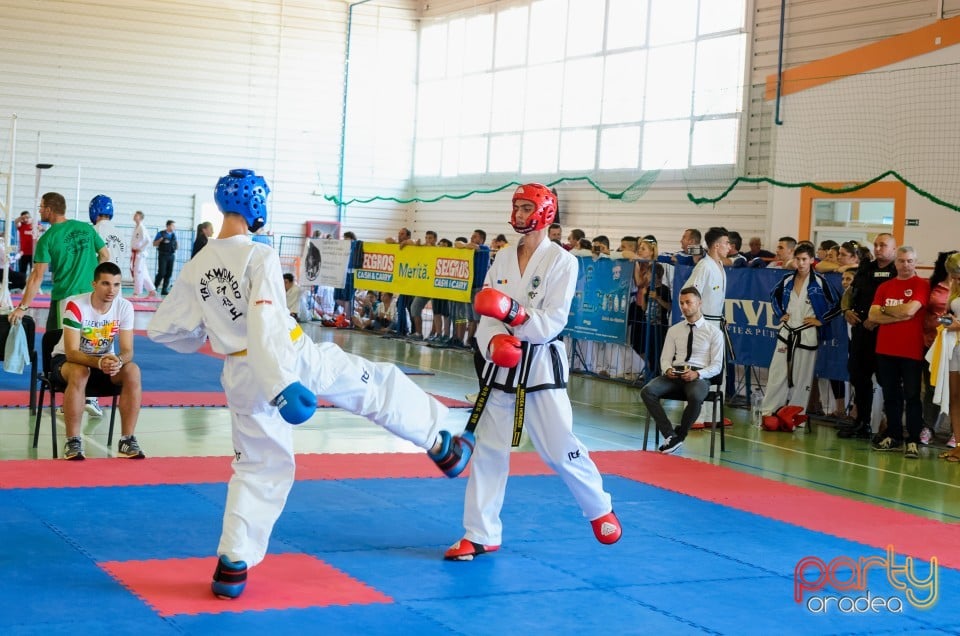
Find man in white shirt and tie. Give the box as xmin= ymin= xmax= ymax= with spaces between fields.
xmin=640 ymin=286 xmax=725 ymax=454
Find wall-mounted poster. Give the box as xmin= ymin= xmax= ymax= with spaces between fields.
xmin=304 ymin=220 xmax=341 ymax=239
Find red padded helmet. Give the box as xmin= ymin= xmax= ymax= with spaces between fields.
xmin=510 ymin=183 xmax=557 ymax=234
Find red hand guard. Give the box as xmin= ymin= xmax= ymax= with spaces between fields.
xmin=489 ymin=334 xmax=522 ymax=368
xmin=474 ymin=288 xmax=528 ymax=327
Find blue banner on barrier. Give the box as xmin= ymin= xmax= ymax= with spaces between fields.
xmin=670 ymin=265 xmax=848 ymax=381
xmin=563 ymin=256 xmax=631 ymax=343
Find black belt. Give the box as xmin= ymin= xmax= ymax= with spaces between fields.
xmin=466 ymin=338 xmax=555 ymax=447
xmin=776 ymin=323 xmax=817 ymax=388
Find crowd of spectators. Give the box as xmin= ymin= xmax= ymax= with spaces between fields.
xmin=284 ymin=221 xmax=959 ymax=460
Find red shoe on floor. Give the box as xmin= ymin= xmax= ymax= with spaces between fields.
xmin=691 ymin=418 xmax=733 ymax=430
xmin=444 ymin=538 xmax=500 ymax=561
xmin=590 ymin=511 xmax=622 ymax=545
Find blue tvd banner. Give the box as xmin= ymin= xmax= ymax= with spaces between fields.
xmin=671 ymin=265 xmax=848 ymax=381
xmin=563 ymin=256 xmax=632 ymax=343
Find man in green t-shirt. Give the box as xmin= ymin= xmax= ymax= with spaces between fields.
xmin=8 ymin=192 xmax=109 ymax=331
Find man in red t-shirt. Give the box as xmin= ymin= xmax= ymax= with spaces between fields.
xmin=15 ymin=210 xmax=35 ymax=274
xmin=868 ymin=246 xmax=930 ymax=457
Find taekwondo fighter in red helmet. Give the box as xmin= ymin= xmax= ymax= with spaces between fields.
xmin=148 ymin=169 xmax=474 ymax=598
xmin=444 ymin=183 xmax=622 ymax=561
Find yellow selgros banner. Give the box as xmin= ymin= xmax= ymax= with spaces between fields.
xmin=354 ymin=243 xmax=474 ymax=301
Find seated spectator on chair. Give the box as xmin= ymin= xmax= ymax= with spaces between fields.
xmin=759 ymin=243 xmax=841 ymax=420
xmin=352 ymin=290 xmax=378 ymax=330
xmin=640 ymin=286 xmax=724 ymax=454
xmin=374 ymin=291 xmax=397 ymax=332
xmin=54 ymin=261 xmax=144 ymax=461
xmin=282 ymin=273 xmax=301 ymax=321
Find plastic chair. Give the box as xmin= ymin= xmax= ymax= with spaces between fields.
xmin=33 ymin=329 xmax=120 ymax=458
xmin=642 ymin=365 xmax=726 ymax=458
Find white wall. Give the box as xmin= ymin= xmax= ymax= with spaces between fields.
xmin=3 ymin=0 xmax=959 ymax=254
xmin=0 ymin=0 xmax=416 ymax=243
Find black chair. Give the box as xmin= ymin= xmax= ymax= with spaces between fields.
xmin=33 ymin=329 xmax=120 ymax=458
xmin=642 ymin=366 xmax=726 ymax=458
xmin=0 ymin=315 xmax=38 ymax=413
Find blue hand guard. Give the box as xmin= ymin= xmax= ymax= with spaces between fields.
xmin=273 ymin=382 xmax=316 ymax=424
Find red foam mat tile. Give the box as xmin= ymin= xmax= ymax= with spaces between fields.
xmin=5 ymin=450 xmax=958 ymax=570
xmin=0 ymin=452 xmax=554 ymax=489
xmin=99 ymin=553 xmax=391 ymax=617
xmin=0 ymin=391 xmax=37 ymax=407
xmin=0 ymin=455 xmax=236 ymax=489
xmin=593 ymin=451 xmax=960 ymax=569
xmin=141 ymin=391 xmax=228 ymax=407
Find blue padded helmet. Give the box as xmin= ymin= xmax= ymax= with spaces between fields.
xmin=214 ymin=169 xmax=269 ymax=232
xmin=89 ymin=194 xmax=114 ymax=224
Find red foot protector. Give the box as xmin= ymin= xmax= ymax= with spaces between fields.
xmin=99 ymin=553 xmax=391 ymax=616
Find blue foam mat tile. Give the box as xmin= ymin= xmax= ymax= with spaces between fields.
xmin=0 ymin=516 xmax=94 ymax=566
xmin=677 ymin=528 xmax=899 ymax=579
xmin=618 ymin=575 xmax=947 ymax=636
xmin=0 ymin=492 xmax=40 ymax=523
xmin=132 ymin=335 xmax=224 ymax=392
xmin=395 ymin=364 xmax=433 ymax=375
xmin=171 ymin=604 xmax=452 ymax=636
xmin=274 ymin=506 xmax=456 ymax=553
xmin=1 ymin=617 xmax=178 ymax=636
xmin=2 ymin=559 xmax=160 ymax=630
xmin=485 ymin=473 xmax=595 ymax=505
xmin=284 ymin=477 xmax=464 ymax=513
xmin=513 ymin=533 xmax=771 ymax=587
xmin=321 ymin=546 xmax=590 ymax=602
xmin=410 ymin=588 xmax=709 ymax=636
xmin=13 ymin=485 xmax=222 ymax=561
xmin=338 ymin=475 xmax=468 ymax=507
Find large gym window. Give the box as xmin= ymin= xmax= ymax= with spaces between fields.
xmin=413 ymin=0 xmax=747 ymax=178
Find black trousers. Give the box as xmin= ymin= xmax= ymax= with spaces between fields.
xmin=848 ymin=325 xmax=879 ymax=427
xmin=155 ymin=252 xmax=175 ymax=292
xmin=876 ymin=354 xmax=924 ymax=443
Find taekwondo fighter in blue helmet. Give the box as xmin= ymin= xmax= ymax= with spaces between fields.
xmin=90 ymin=194 xmax=130 ymax=272
xmin=148 ymin=169 xmax=474 ymax=599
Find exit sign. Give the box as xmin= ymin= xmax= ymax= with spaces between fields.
xmin=906 ymin=219 xmax=920 ymax=226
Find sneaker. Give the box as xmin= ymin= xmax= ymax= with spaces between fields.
xmin=949 ymin=435 xmax=957 ymax=449
xmin=590 ymin=511 xmax=622 ymax=545
xmin=117 ymin=436 xmax=146 ymax=459
xmin=63 ymin=436 xmax=85 ymax=461
xmin=444 ymin=538 xmax=500 ymax=561
xmin=84 ymin=398 xmax=103 ymax=418
xmin=904 ymin=442 xmax=920 ymax=459
xmin=919 ymin=428 xmax=933 ymax=445
xmin=658 ymin=436 xmax=683 ymax=454
xmin=872 ymin=436 xmax=903 ymax=452
xmin=211 ymin=554 xmax=248 ymax=599
xmin=428 ymin=430 xmax=475 ymax=478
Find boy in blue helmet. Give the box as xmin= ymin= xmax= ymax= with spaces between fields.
xmin=147 ymin=169 xmax=474 ymax=599
xmin=90 ymin=194 xmax=129 ymax=272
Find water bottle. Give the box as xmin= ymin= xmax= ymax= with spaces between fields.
xmin=752 ymin=390 xmax=764 ymax=428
